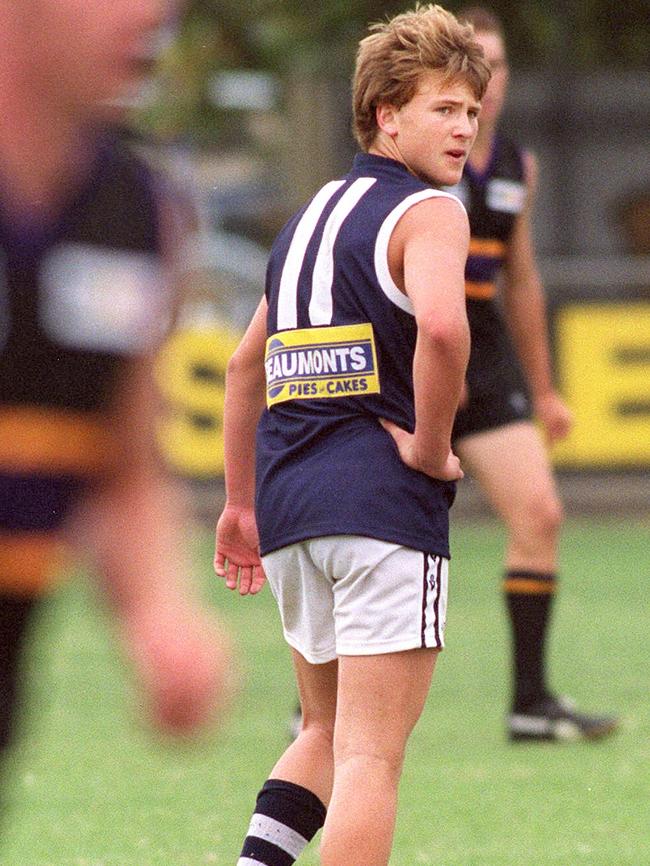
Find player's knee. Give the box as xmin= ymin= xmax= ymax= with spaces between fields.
xmin=301 ymin=715 xmax=335 ymax=748
xmin=335 ymin=742 xmax=405 ymax=786
xmin=511 ymin=492 xmax=563 ymax=543
xmin=534 ymin=494 xmax=564 ymax=539
xmin=335 ymin=724 xmax=408 ymax=778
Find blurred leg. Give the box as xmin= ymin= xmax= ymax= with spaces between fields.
xmin=320 ymin=648 xmax=438 ymax=866
xmin=0 ymin=595 xmax=37 ymax=753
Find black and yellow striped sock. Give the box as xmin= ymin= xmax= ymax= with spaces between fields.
xmin=503 ymin=570 xmax=557 ymax=713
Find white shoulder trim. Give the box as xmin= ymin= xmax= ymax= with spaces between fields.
xmin=374 ymin=189 xmax=466 ymax=315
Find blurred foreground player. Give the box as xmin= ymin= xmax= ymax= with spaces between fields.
xmin=0 ymin=0 xmax=230 ymax=760
xmin=215 ymin=6 xmax=489 ymax=864
xmin=450 ymin=6 xmax=618 ymax=741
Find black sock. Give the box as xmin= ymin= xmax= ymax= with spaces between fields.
xmin=503 ymin=570 xmax=557 ymax=713
xmin=238 ymin=778 xmax=327 ymax=865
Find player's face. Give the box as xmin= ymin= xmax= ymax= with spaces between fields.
xmin=27 ymin=0 xmax=183 ymax=113
xmin=380 ymin=70 xmax=481 ymax=187
xmin=472 ymin=30 xmax=509 ymax=127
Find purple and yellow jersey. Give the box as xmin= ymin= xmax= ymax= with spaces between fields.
xmin=255 ymin=153 xmax=463 ymax=559
xmin=0 ymin=133 xmax=167 ymax=595
xmin=444 ymin=133 xmax=526 ymax=300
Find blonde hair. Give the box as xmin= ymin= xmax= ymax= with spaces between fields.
xmin=352 ymin=4 xmax=491 ymax=150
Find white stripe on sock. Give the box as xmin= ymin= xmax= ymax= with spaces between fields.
xmin=246 ymin=813 xmax=309 ymax=859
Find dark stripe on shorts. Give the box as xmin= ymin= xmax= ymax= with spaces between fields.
xmin=420 ymin=553 xmax=428 ymax=648
xmin=432 ymin=555 xmax=443 ymax=648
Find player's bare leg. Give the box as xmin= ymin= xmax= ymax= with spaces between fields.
xmin=269 ymin=651 xmax=338 ymax=806
xmin=320 ymin=648 xmax=438 ymax=866
xmin=455 ymin=420 xmax=562 ymax=573
xmin=234 ymin=653 xmax=335 ymax=864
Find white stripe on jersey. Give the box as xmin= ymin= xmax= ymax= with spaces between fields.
xmin=276 ymin=180 xmax=344 ymax=330
xmin=374 ymin=189 xmax=466 ymax=314
xmin=309 ymin=177 xmax=377 ymax=326
xmin=245 ymin=813 xmax=309 ymax=859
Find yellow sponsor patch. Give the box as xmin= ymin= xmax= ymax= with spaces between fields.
xmin=265 ymin=323 xmax=380 ymax=407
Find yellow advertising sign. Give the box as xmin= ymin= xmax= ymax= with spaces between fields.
xmin=154 ymin=302 xmax=649 ymax=477
xmin=552 ymin=302 xmax=650 ymax=467
xmin=155 ymin=322 xmax=241 ymax=477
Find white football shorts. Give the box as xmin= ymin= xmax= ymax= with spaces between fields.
xmin=262 ymin=535 xmax=449 ymax=664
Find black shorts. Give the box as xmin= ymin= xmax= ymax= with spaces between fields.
xmin=452 ymin=299 xmax=532 ymax=443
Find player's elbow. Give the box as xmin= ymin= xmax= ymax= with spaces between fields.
xmin=417 ymin=311 xmax=469 ymax=355
xmin=225 ymin=343 xmax=267 ymax=402
xmin=226 ymin=342 xmax=259 ymax=382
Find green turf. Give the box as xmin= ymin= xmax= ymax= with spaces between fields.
xmin=1 ymin=518 xmax=648 ymax=865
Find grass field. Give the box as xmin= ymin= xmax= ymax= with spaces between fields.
xmin=1 ymin=518 xmax=648 ymax=866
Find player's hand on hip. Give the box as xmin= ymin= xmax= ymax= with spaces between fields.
xmin=380 ymin=418 xmax=464 ymax=481
xmin=425 ymin=449 xmax=464 ymax=481
xmin=534 ymin=390 xmax=573 ymax=444
xmin=214 ymin=504 xmax=266 ymax=595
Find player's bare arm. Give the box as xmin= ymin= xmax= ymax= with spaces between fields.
xmin=381 ymin=196 xmax=470 ymax=480
xmin=214 ymin=297 xmax=268 ymax=595
xmin=502 ymin=151 xmax=572 ymax=442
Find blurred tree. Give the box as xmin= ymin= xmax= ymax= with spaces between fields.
xmin=179 ymin=0 xmax=650 ymax=70
xmin=140 ymin=0 xmax=649 ymax=144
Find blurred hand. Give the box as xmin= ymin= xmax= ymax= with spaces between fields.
xmin=214 ymin=504 xmax=266 ymax=596
xmin=380 ymin=419 xmax=464 ymax=482
xmin=125 ymin=601 xmax=233 ymax=737
xmin=534 ymin=390 xmax=573 ymax=444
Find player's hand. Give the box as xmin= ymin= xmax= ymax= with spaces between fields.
xmin=380 ymin=419 xmax=464 ymax=481
xmin=125 ymin=601 xmax=234 ymax=737
xmin=534 ymin=390 xmax=573 ymax=444
xmin=214 ymin=504 xmax=266 ymax=595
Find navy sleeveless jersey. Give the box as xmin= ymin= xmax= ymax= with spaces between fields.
xmin=255 ymin=152 xmax=463 ymax=559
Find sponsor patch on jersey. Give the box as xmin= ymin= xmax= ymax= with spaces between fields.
xmin=486 ymin=179 xmax=526 ymax=214
xmin=39 ymin=243 xmax=169 ymax=354
xmin=265 ymin=323 xmax=380 ymax=407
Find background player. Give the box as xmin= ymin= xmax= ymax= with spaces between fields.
xmin=215 ymin=6 xmax=489 ymax=864
xmin=0 ymin=0 xmax=231 ymax=766
xmin=450 ymin=5 xmax=618 ymax=741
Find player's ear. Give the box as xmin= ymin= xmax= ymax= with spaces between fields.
xmin=376 ymin=103 xmax=398 ymax=138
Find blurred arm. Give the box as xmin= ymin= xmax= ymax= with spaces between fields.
xmin=502 ymin=151 xmax=572 ymax=442
xmin=70 ymin=356 xmax=230 ymax=736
